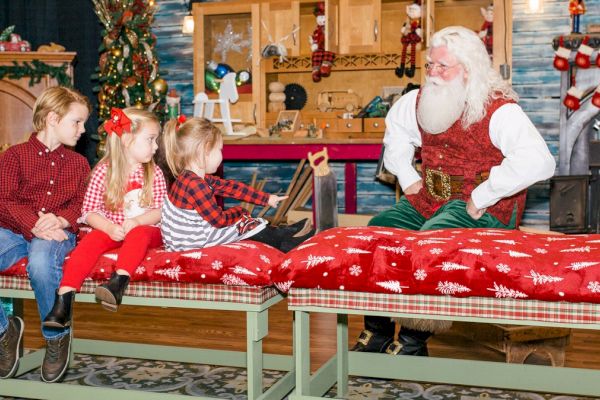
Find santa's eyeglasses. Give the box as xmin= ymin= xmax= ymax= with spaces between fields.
xmin=424 ymin=62 xmax=459 ymax=74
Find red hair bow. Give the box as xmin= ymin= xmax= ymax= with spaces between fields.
xmin=176 ymin=114 xmax=187 ymax=131
xmin=104 ymin=108 xmax=132 ymax=137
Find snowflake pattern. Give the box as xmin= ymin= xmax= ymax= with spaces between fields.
xmin=279 ymin=259 xmax=292 ymax=269
xmin=135 ymin=266 xmax=146 ymax=275
xmin=259 ymin=254 xmax=271 ymax=264
xmin=429 ymin=248 xmax=443 ymax=255
xmin=414 ymin=269 xmax=427 ymax=280
xmin=496 ymin=263 xmax=511 ymax=273
xmin=211 ymin=260 xmax=223 ymax=270
xmin=533 ymin=248 xmax=548 ymax=254
xmin=349 ymin=265 xmax=362 ymax=276
xmin=588 ymin=281 xmax=600 ymax=293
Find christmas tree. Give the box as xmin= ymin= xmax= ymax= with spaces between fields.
xmin=92 ymin=0 xmax=167 ymax=148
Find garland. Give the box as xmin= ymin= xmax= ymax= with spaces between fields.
xmin=0 ymin=60 xmax=71 ymax=87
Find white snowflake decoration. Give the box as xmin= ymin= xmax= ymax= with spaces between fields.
xmin=533 ymin=248 xmax=548 ymax=254
xmin=525 ymin=270 xmax=564 ymax=285
xmin=587 ymin=281 xmax=600 ymax=293
xmin=302 ymin=254 xmax=335 ymax=268
xmin=221 ymin=274 xmax=249 ymax=286
xmin=231 ymin=266 xmax=257 ymax=276
xmin=155 ymin=265 xmax=185 ymax=281
xmin=213 ymin=20 xmax=250 ymax=62
xmin=259 ymin=254 xmax=271 ymax=264
xmin=279 ymin=259 xmax=292 ymax=269
xmin=436 ymin=281 xmax=471 ymax=295
xmin=211 ymin=260 xmax=223 ymax=270
xmin=414 ymin=269 xmax=427 ymax=281
xmin=377 ymin=245 xmax=409 ymax=255
xmin=349 ymin=265 xmax=362 ymax=276
xmin=375 ymin=280 xmax=408 ymax=293
xmin=343 ymin=247 xmax=372 ymax=254
xmin=565 ymin=261 xmax=600 ymax=270
xmin=135 ymin=266 xmax=146 ymax=275
xmin=275 ymin=280 xmax=294 ymax=292
xmin=496 ymin=263 xmax=511 ymax=273
xmin=487 ymin=282 xmax=528 ymax=299
xmin=429 ymin=248 xmax=443 ymax=255
xmin=436 ymin=262 xmax=470 ymax=271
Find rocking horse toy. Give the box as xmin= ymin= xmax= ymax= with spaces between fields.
xmin=395 ymin=0 xmax=422 ymax=79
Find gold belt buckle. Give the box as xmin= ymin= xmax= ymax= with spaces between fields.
xmin=425 ymin=168 xmax=451 ymax=201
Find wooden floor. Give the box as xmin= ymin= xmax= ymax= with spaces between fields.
xmin=20 ymin=299 xmax=600 ymax=371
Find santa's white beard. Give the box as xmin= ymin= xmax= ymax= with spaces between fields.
xmin=417 ymin=75 xmax=467 ymax=135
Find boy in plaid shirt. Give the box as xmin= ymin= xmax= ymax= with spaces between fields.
xmin=0 ymin=86 xmax=91 ymax=383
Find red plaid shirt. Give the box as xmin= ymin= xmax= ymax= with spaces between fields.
xmin=80 ymin=162 xmax=167 ymax=225
xmin=0 ymin=133 xmax=90 ymax=240
xmin=167 ymin=171 xmax=269 ymax=228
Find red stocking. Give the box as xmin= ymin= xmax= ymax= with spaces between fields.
xmin=575 ymin=36 xmax=592 ymax=69
xmin=553 ymin=37 xmax=570 ymax=71
xmin=564 ymin=86 xmax=584 ymax=111
xmin=592 ymin=84 xmax=600 ymax=109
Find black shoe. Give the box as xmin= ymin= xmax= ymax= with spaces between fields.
xmin=95 ymin=272 xmax=130 ymax=312
xmin=41 ymin=330 xmax=71 ymax=383
xmin=282 ymin=218 xmax=312 ymax=237
xmin=280 ymin=228 xmax=316 ymax=253
xmin=351 ymin=329 xmax=394 ymax=353
xmin=395 ymin=63 xmax=405 ymax=78
xmin=397 ymin=328 xmax=432 ymax=356
xmin=43 ymin=291 xmax=75 ymax=329
xmin=0 ymin=316 xmax=24 ymax=379
xmin=405 ymin=65 xmax=416 ymax=78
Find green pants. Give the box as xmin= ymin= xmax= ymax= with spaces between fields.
xmin=369 ymin=196 xmax=516 ymax=230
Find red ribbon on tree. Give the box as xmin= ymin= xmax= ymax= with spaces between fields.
xmin=104 ymin=108 xmax=132 ymax=137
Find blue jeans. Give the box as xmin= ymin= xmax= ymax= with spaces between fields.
xmin=0 ymin=227 xmax=75 ymax=340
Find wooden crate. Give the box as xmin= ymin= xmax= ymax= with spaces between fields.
xmin=452 ymin=322 xmax=571 ymax=366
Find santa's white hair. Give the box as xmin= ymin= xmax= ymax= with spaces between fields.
xmin=429 ymin=26 xmax=518 ymax=128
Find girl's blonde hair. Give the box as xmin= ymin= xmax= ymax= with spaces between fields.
xmin=33 ymin=86 xmax=91 ymax=131
xmin=161 ymin=117 xmax=222 ymax=177
xmin=97 ymin=107 xmax=159 ymax=211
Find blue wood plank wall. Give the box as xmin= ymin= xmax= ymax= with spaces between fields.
xmin=512 ymin=0 xmax=600 ymax=226
xmin=153 ymin=0 xmax=600 ymax=223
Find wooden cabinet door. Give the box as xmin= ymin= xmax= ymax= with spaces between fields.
xmin=325 ymin=0 xmax=340 ymax=54
xmin=260 ymin=0 xmax=301 ymax=57
xmin=339 ymin=0 xmax=381 ymax=54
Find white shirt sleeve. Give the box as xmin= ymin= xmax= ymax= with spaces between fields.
xmin=470 ymin=103 xmax=556 ymax=209
xmin=382 ymin=90 xmax=422 ymax=191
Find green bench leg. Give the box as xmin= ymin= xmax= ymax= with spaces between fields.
xmin=247 ymin=308 xmax=268 ymax=400
xmin=336 ymin=314 xmax=348 ymax=398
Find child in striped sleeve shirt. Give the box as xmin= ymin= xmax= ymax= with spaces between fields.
xmin=160 ymin=117 xmax=312 ymax=252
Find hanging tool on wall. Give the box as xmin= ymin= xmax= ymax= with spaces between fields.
xmin=308 ymin=147 xmax=338 ymax=232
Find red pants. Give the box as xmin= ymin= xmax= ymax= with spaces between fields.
xmin=60 ymin=225 xmax=162 ymax=290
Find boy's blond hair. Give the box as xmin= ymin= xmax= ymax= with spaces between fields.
xmin=32 ymin=86 xmax=91 ymax=131
xmin=97 ymin=107 xmax=160 ymax=211
xmin=161 ymin=117 xmax=222 ymax=178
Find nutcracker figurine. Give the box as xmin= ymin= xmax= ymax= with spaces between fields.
xmin=309 ymin=2 xmax=335 ymax=82
xmin=395 ymin=0 xmax=422 ymax=78
xmin=569 ymin=0 xmax=586 ymax=34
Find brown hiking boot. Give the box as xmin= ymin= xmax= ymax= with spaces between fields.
xmin=41 ymin=330 xmax=72 ymax=383
xmin=0 ymin=316 xmax=24 ymax=379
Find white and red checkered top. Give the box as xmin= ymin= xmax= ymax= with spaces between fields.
xmin=79 ymin=162 xmax=167 ymax=225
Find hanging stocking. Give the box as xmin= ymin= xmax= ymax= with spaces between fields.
xmin=553 ymin=37 xmax=570 ymax=71
xmin=575 ymin=36 xmax=592 ymax=68
xmin=596 ymin=51 xmax=600 ymax=68
xmin=564 ymin=86 xmax=584 ymax=111
xmin=592 ymin=84 xmax=600 ymax=109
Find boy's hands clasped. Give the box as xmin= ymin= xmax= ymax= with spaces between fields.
xmin=32 ymin=211 xmax=69 ymax=241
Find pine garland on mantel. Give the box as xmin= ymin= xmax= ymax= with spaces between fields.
xmin=0 ymin=60 xmax=71 ymax=87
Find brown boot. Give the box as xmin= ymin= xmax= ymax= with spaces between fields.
xmin=41 ymin=330 xmax=72 ymax=383
xmin=0 ymin=316 xmax=24 ymax=379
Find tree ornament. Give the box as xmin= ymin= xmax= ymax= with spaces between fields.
xmin=206 ymin=60 xmax=234 ymax=79
xmin=309 ymin=2 xmax=335 ymax=83
xmin=125 ymin=29 xmax=138 ymax=48
xmin=396 ymin=0 xmax=422 ymax=78
xmin=134 ymin=101 xmax=144 ymax=110
xmin=205 ymin=70 xmax=220 ymax=92
xmin=150 ymin=78 xmax=168 ymax=96
xmin=564 ymin=86 xmax=584 ymax=111
xmin=111 ymin=46 xmax=122 ymax=58
xmin=235 ymin=69 xmax=251 ymax=86
xmin=553 ymin=37 xmax=570 ymax=71
xmin=575 ymin=36 xmax=592 ymax=68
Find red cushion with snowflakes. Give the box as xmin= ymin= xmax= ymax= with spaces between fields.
xmin=272 ymin=227 xmax=600 ymax=303
xmin=1 ymin=241 xmax=283 ymax=287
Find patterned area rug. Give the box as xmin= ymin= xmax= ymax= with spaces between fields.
xmin=0 ymin=354 xmax=595 ymax=400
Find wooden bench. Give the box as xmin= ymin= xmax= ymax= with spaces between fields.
xmin=0 ymin=274 xmax=294 ymax=400
xmin=287 ymin=288 xmax=600 ymax=399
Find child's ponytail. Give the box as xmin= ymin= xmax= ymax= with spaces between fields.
xmin=162 ymin=118 xmax=180 ymax=177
